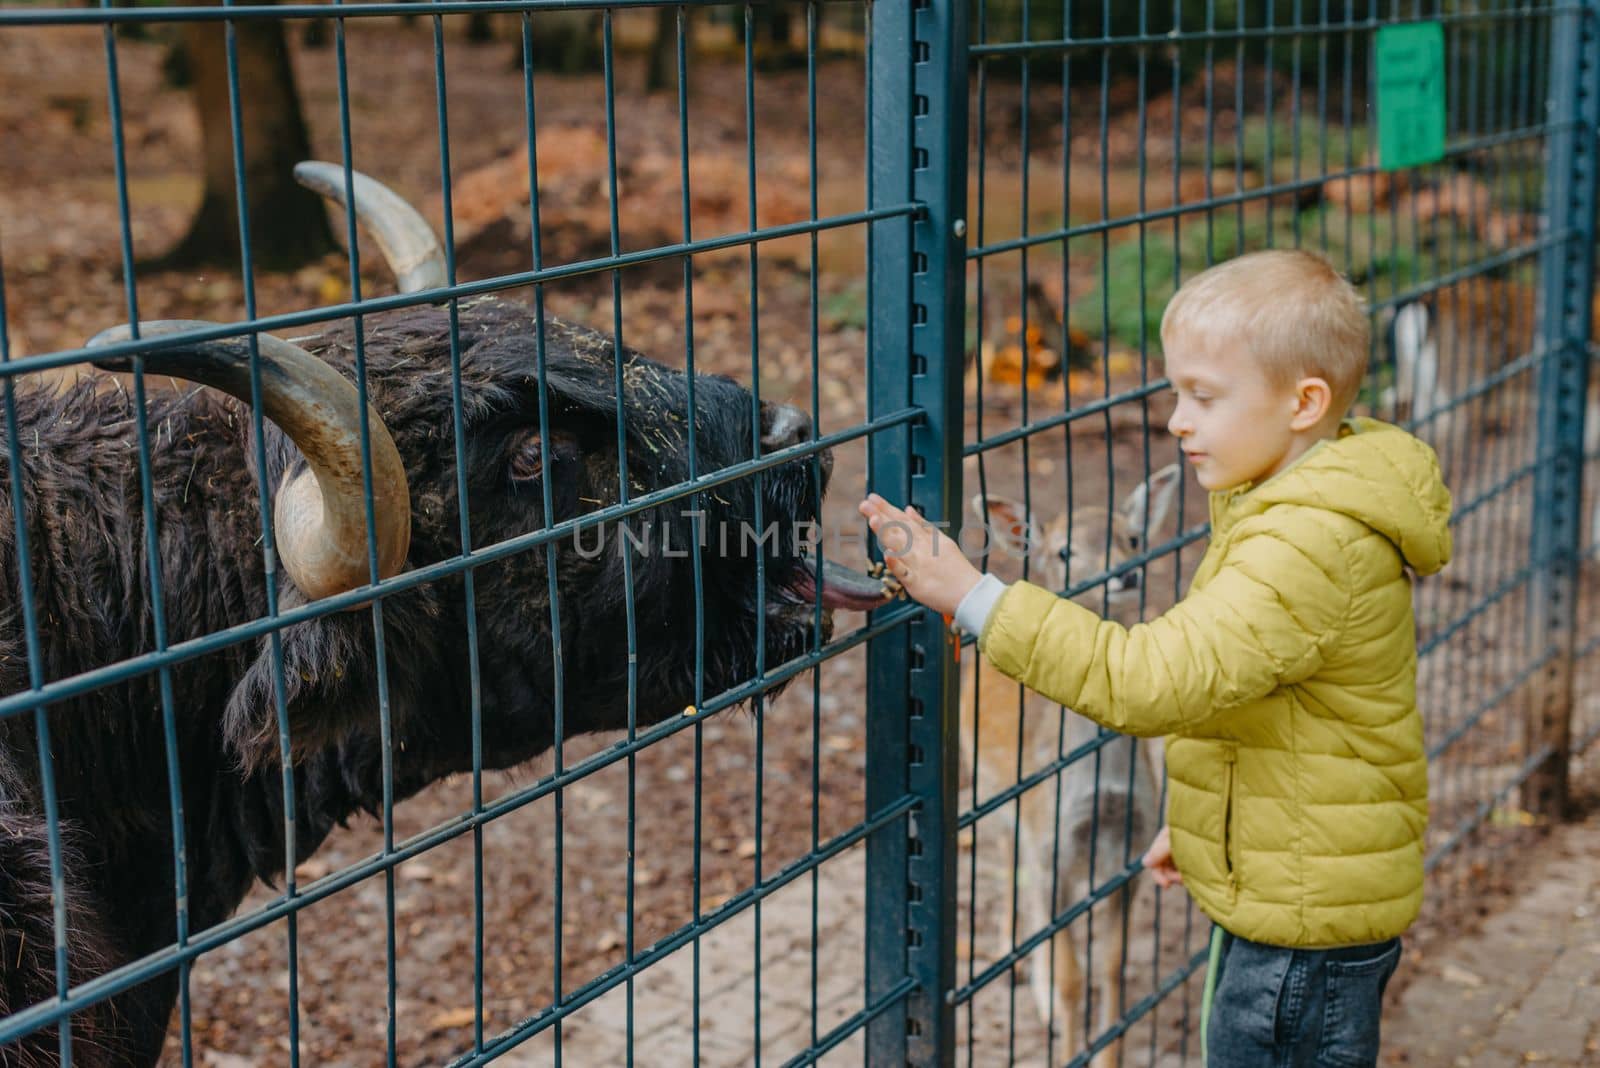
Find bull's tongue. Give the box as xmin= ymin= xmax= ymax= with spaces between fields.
xmin=795 ymin=556 xmax=894 ymax=611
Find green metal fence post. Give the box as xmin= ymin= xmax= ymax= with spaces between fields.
xmin=865 ymin=0 xmax=966 ymax=1063
xmin=1528 ymin=0 xmax=1600 ymax=819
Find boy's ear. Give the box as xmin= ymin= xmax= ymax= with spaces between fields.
xmin=1123 ymin=463 xmax=1183 ymax=539
xmin=970 ymin=492 xmax=1035 ymax=558
xmin=1292 ymin=376 xmax=1336 ymax=430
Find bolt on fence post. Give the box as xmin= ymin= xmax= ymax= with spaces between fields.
xmin=1528 ymin=0 xmax=1600 ymax=820
xmin=865 ymin=0 xmax=966 ymax=1064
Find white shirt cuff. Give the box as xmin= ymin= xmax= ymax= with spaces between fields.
xmin=954 ymin=573 xmax=1009 ymax=638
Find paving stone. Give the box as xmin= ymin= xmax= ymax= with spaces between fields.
xmin=1516 ymin=966 xmax=1584 ymax=1020
xmin=1484 ymin=1014 xmax=1594 ymax=1065
xmin=1546 ymin=942 xmax=1600 ymax=985
xmin=1387 ymin=809 xmax=1600 ymax=1068
xmin=532 ymin=807 xmax=1600 ymax=1065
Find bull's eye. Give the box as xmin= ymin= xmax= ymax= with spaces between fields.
xmin=508 ymin=428 xmax=577 ymax=486
xmin=509 ymin=434 xmax=546 ymax=483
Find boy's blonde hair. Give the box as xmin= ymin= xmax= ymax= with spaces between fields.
xmin=1161 ymin=249 xmax=1370 ymax=414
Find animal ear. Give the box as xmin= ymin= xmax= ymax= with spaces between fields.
xmin=1391 ymin=301 xmax=1440 ymax=420
xmin=1123 ymin=463 xmax=1183 ymax=541
xmin=1392 ymin=301 xmax=1433 ymax=360
xmin=221 ymin=584 xmax=445 ymax=770
xmin=971 ymin=492 xmax=1035 ymax=558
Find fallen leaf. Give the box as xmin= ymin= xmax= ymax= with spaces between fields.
xmin=1439 ymin=963 xmax=1484 ymax=988
xmin=204 ymin=1053 xmax=256 ymax=1068
xmin=427 ymin=1007 xmax=478 ymax=1033
xmin=293 ymin=858 xmax=331 ymax=882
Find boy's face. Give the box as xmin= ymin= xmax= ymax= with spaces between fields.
xmin=1163 ymin=332 xmax=1304 ymax=491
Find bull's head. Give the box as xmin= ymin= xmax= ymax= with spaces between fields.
xmin=87 ymin=164 xmax=888 ymax=781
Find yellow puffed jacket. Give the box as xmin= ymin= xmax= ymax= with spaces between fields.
xmin=978 ymin=418 xmax=1453 ymax=947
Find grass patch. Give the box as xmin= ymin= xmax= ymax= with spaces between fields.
xmin=1180 ymin=116 xmax=1374 ymax=180
xmin=1068 ymin=201 xmax=1503 ymax=355
xmin=820 ymin=279 xmax=869 ymax=331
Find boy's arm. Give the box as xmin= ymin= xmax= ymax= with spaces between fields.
xmin=976 ymin=529 xmax=1350 ymax=737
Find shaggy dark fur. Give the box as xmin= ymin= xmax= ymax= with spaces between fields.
xmin=0 ymin=298 xmax=832 ymax=1064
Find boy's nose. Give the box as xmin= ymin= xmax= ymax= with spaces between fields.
xmin=1167 ymin=407 xmax=1191 ymax=438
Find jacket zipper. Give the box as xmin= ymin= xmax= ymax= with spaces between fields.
xmin=1222 ymin=750 xmax=1238 ymax=891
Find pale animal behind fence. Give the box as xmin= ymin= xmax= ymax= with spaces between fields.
xmin=1382 ymin=282 xmax=1600 ymax=549
xmin=960 ymin=464 xmax=1180 ymax=1067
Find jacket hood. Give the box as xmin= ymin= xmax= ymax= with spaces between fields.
xmin=1226 ymin=417 xmax=1454 ymax=575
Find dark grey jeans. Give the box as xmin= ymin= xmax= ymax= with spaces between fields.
xmin=1205 ymin=928 xmax=1403 ymax=1068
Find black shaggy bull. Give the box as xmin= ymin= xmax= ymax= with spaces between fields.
xmin=0 ymin=164 xmax=887 ymax=1066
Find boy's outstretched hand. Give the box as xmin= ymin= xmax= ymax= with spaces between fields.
xmin=1142 ymin=826 xmax=1183 ymax=889
xmin=857 ymin=494 xmax=984 ymax=618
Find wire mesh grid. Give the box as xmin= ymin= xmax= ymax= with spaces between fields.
xmin=0 ymin=1 xmax=1597 ymax=1067
xmin=0 ymin=2 xmax=931 ymax=1065
xmin=955 ymin=1 xmax=1598 ymax=1065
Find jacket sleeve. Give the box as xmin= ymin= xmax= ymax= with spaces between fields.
xmin=976 ymin=526 xmax=1351 ymax=737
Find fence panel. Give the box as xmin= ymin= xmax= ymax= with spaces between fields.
xmin=1530 ymin=0 xmax=1600 ymax=819
xmin=0 ymin=3 xmax=924 ymax=1065
xmin=1 ymin=0 xmax=1598 ymax=1066
xmin=863 ymin=0 xmax=966 ymax=1063
xmin=954 ymin=1 xmax=1599 ymax=1065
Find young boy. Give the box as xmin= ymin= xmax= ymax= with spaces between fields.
xmin=859 ymin=249 xmax=1452 ymax=1067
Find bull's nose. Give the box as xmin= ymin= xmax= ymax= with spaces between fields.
xmin=760 ymin=401 xmax=832 ymax=486
xmin=760 ymin=401 xmax=812 ymax=452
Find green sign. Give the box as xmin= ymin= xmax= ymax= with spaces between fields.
xmin=1376 ymin=22 xmax=1446 ymax=171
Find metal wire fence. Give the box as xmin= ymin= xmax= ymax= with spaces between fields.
xmin=955 ymin=1 xmax=1600 ymax=1064
xmin=0 ymin=0 xmax=1595 ymax=1066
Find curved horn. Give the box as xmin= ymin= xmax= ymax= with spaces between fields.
xmin=294 ymin=160 xmax=446 ymax=294
xmin=87 ymin=321 xmax=411 ymax=601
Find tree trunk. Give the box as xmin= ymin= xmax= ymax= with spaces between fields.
xmin=466 ymin=10 xmax=495 ymax=42
xmin=644 ymin=6 xmax=678 ymax=93
xmin=108 ymin=0 xmax=152 ymax=41
xmin=160 ymin=15 xmax=334 ymax=270
xmin=514 ymin=9 xmax=603 ymax=75
xmin=764 ymin=6 xmax=792 ymax=50
xmin=735 ymin=5 xmax=802 ymax=69
xmin=302 ymin=18 xmax=330 ymax=49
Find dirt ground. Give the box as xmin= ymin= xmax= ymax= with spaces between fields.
xmin=1 ymin=14 xmax=1593 ymax=1068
